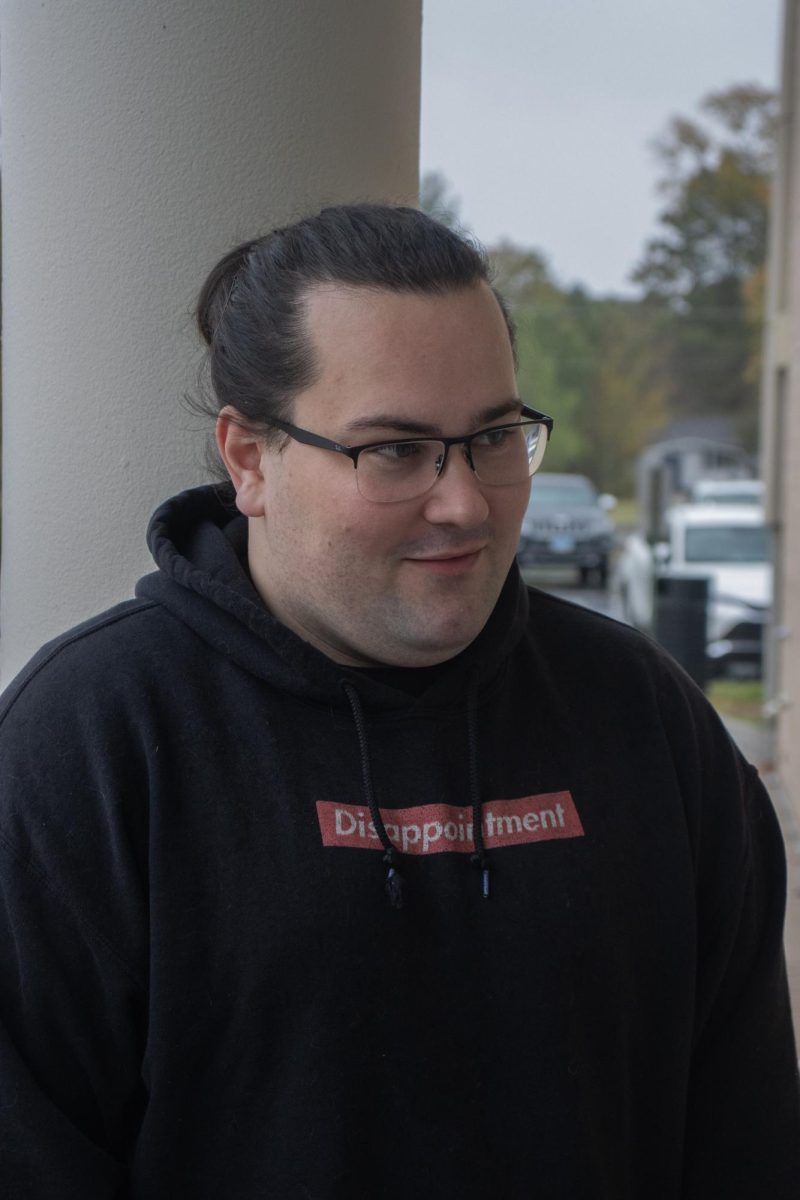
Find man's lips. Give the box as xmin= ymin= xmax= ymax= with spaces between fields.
xmin=404 ymin=547 xmax=486 ymax=573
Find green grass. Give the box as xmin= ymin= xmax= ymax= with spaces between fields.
xmin=611 ymin=497 xmax=638 ymax=531
xmin=707 ymin=679 xmax=765 ymax=724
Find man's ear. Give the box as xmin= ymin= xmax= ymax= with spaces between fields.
xmin=216 ymin=407 xmax=268 ymax=517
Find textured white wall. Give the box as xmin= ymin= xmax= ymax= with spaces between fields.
xmin=0 ymin=0 xmax=421 ymax=684
xmin=760 ymin=0 xmax=800 ymax=815
xmin=776 ymin=0 xmax=800 ymax=815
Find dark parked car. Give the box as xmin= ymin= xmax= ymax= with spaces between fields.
xmin=517 ymin=473 xmax=616 ymax=586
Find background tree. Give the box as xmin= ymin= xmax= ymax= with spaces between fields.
xmin=573 ymin=298 xmax=669 ymax=494
xmin=489 ymin=256 xmax=668 ymax=494
xmin=632 ymin=83 xmax=777 ymax=446
xmin=419 ymin=170 xmax=464 ymax=232
xmin=419 ymin=82 xmax=774 ymax=497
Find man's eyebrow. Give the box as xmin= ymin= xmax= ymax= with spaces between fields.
xmin=342 ymin=400 xmax=523 ymax=438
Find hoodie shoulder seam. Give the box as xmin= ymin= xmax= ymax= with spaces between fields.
xmin=0 ymin=600 xmax=159 ymax=729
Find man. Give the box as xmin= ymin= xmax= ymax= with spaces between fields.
xmin=1 ymin=205 xmax=798 ymax=1198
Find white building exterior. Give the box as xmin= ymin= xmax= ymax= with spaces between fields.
xmin=761 ymin=0 xmax=800 ymax=824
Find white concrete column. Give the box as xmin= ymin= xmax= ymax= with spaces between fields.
xmin=0 ymin=0 xmax=421 ymax=684
xmin=761 ymin=0 xmax=800 ymax=816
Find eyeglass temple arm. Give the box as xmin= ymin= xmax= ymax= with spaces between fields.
xmin=266 ymin=416 xmax=359 ymax=462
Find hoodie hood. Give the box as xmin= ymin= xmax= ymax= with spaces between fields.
xmin=135 ymin=483 xmax=530 ymax=712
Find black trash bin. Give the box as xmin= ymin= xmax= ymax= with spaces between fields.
xmin=653 ymin=576 xmax=709 ymax=690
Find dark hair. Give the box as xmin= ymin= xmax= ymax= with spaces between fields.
xmin=194 ymin=204 xmax=516 ymax=444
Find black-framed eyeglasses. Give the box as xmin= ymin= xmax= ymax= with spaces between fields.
xmin=263 ymin=404 xmax=554 ymax=503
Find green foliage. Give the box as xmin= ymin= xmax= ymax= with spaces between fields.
xmin=419 ymin=170 xmax=464 ymax=232
xmin=498 ymin=266 xmax=668 ymax=496
xmin=513 ymin=306 xmax=586 ymax=472
xmin=708 ymin=679 xmax=765 ymax=724
xmin=422 ymin=82 xmax=773 ymax=491
xmin=633 ymin=83 xmax=776 ymax=446
xmin=489 ymin=241 xmax=555 ymax=308
xmin=572 ymin=298 xmax=669 ymax=494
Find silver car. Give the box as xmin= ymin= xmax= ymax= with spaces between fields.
xmin=517 ymin=473 xmax=616 ymax=587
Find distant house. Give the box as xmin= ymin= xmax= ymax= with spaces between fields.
xmin=636 ymin=416 xmax=755 ymax=540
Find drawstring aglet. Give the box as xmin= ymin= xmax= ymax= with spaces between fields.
xmin=385 ymin=863 xmax=404 ymax=909
xmin=471 ymin=852 xmax=491 ymax=900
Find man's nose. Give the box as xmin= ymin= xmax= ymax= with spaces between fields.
xmin=422 ymin=446 xmax=490 ymax=525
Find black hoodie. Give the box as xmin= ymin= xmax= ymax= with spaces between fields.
xmin=1 ymin=484 xmax=798 ymax=1199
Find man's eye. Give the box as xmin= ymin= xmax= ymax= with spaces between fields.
xmin=372 ymin=442 xmax=423 ymax=462
xmin=474 ymin=427 xmax=512 ymax=449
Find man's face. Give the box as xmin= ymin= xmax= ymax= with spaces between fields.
xmin=242 ymin=281 xmax=530 ymax=668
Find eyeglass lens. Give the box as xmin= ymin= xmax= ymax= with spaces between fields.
xmin=355 ymin=422 xmax=548 ymax=502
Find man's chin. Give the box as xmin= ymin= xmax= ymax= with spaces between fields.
xmin=377 ymin=610 xmax=491 ymax=668
xmin=317 ymin=576 xmax=505 ymax=668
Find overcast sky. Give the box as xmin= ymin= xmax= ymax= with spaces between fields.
xmin=420 ymin=0 xmax=783 ymax=295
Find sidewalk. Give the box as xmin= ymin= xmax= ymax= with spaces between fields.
xmin=723 ymin=717 xmax=800 ymax=1045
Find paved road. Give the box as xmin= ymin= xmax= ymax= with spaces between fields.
xmin=521 ymin=566 xmax=625 ymax=623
